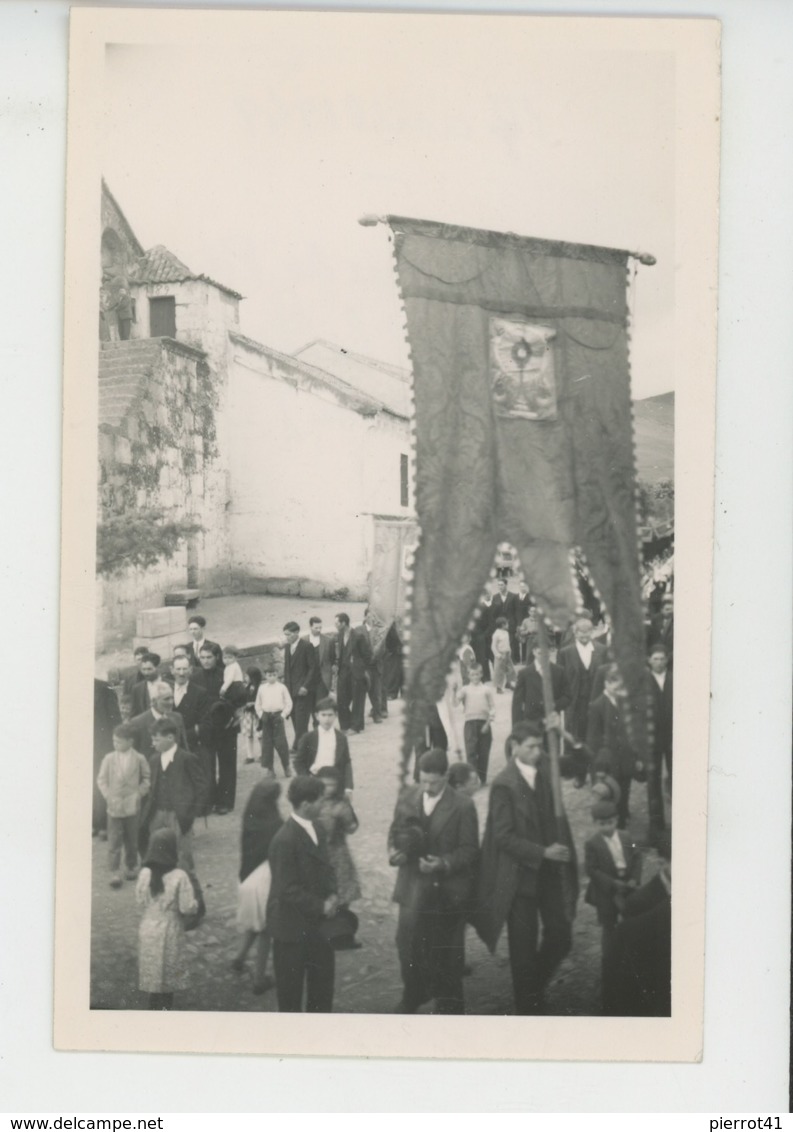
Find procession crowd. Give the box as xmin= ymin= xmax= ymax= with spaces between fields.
xmin=92 ymin=582 xmax=674 ymax=1018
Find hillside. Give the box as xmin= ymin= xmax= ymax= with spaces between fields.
xmin=633 ymin=391 xmax=674 ymax=482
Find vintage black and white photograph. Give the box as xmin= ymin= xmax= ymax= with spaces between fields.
xmin=56 ymin=8 xmax=719 ymax=1060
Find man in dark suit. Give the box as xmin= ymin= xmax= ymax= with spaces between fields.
xmin=128 ymin=684 xmax=190 ymax=760
xmin=93 ymin=678 xmax=122 ymax=836
xmin=647 ymin=594 xmax=674 ymax=662
xmin=602 ymin=833 xmax=671 ymax=1016
xmin=267 ymin=775 xmax=338 ymax=1012
xmin=306 ymin=616 xmax=334 ymax=707
xmin=170 ymin=653 xmax=209 ymax=753
xmin=139 ymin=716 xmax=208 ymax=873
xmin=587 ymin=667 xmax=641 ymax=830
xmin=646 ymin=644 xmax=673 ymax=840
xmin=129 ymin=652 xmax=168 ymax=717
xmin=558 ymin=615 xmax=608 ymax=742
xmin=514 ymin=581 xmax=533 ymax=661
xmin=114 ymin=645 xmax=149 ymax=703
xmin=293 ymin=698 xmax=353 ymax=790
xmin=511 ymin=641 xmax=570 ymax=727
xmin=584 ymin=799 xmax=642 ymax=955
xmin=470 ymin=595 xmax=493 ymax=681
xmin=490 ymin=577 xmax=519 ymax=658
xmin=476 ymin=722 xmax=578 ymax=1015
xmin=282 ymin=621 xmax=318 ymax=751
xmin=362 ymin=608 xmax=388 ymax=723
xmin=331 ymin=612 xmax=372 ymax=734
xmin=184 ymin=614 xmax=220 ymax=669
xmin=388 ymin=748 xmax=479 ymax=1014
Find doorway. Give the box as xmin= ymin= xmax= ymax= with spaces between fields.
xmin=149 ymin=296 xmax=176 ymax=338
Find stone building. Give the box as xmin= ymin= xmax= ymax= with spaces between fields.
xmin=97 ymin=182 xmax=413 ymax=651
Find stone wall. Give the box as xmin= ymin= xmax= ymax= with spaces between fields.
xmin=96 ymin=337 xmax=232 ymax=650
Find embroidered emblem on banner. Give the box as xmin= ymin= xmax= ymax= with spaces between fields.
xmin=490 ymin=318 xmax=558 ymax=420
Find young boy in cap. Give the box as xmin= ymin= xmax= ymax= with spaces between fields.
xmin=584 ymin=799 xmax=642 ymax=974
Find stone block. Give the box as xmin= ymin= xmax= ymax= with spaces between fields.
xmin=298 ymin=579 xmax=327 ymax=599
xmin=233 ymin=641 xmax=284 ymax=676
xmin=133 ymin=629 xmax=188 ymax=659
xmin=136 ymin=606 xmax=187 ymax=639
xmin=98 ymin=430 xmax=115 ymax=462
xmin=241 ymin=576 xmax=270 ymax=595
xmin=164 ymin=589 xmax=201 ymax=607
xmin=114 ymin=436 xmax=132 ymax=465
xmin=264 ymin=577 xmax=302 ymax=596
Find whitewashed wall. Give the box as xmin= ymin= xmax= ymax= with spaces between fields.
xmin=226 ymin=338 xmax=412 ymax=597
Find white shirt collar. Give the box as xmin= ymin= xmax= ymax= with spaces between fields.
xmin=160 ymin=743 xmax=178 ymax=771
xmin=575 ymin=640 xmax=594 ymax=665
xmin=151 ymin=706 xmax=164 ymax=720
xmin=652 ymin=670 xmax=667 ymax=688
xmin=314 ymin=727 xmax=337 ymax=770
xmin=291 ymin=811 xmax=318 ymax=845
xmin=422 ymin=787 xmax=446 ymax=816
xmin=515 ymin=760 xmax=538 ymax=789
xmin=604 ymin=829 xmax=627 ymax=871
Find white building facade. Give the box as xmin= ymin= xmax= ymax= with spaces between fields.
xmin=97 ymin=182 xmax=413 ymax=649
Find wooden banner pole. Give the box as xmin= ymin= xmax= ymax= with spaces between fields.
xmin=536 ymin=617 xmax=564 ymax=820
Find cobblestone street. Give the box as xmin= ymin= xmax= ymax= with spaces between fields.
xmin=91 ymin=687 xmax=657 ymax=1016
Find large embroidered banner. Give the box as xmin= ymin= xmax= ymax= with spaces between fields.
xmin=387 ymin=215 xmax=650 ymax=765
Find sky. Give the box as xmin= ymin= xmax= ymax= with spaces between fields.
xmin=102 ymin=17 xmax=675 ymax=397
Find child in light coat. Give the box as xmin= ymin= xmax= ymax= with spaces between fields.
xmin=97 ymin=722 xmax=150 ymax=887
xmin=491 ymin=616 xmax=516 ymax=693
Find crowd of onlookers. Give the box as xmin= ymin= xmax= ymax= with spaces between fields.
xmin=92 ymin=585 xmax=673 ymax=1017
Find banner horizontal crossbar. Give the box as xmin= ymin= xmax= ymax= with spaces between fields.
xmin=387 ymin=214 xmax=637 ymax=266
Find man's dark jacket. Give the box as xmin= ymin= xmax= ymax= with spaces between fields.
xmin=511 ymin=661 xmax=569 ymax=725
xmin=283 ymin=638 xmax=319 ymax=697
xmin=293 ymin=728 xmax=353 ymax=790
xmin=266 ymin=817 xmax=337 ymax=941
xmin=139 ymin=745 xmax=208 ymax=842
xmin=476 ymin=756 xmax=578 ymax=951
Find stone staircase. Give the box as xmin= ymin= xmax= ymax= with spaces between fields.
xmin=98 ymin=338 xmax=164 ymax=429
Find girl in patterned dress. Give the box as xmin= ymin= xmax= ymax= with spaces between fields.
xmin=239 ymin=666 xmax=263 ymax=764
xmin=135 ymin=828 xmax=197 ymax=1010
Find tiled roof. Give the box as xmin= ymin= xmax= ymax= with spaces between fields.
xmin=136 ymin=245 xmax=243 ymax=299
xmin=137 ymin=245 xmax=193 ymax=284
xmin=293 ymin=339 xmax=411 ymax=418
xmin=229 ymin=331 xmax=405 ymax=419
